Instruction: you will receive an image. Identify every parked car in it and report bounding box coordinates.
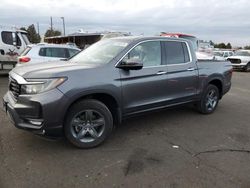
[0,28,30,70]
[227,50,250,71]
[3,36,232,148]
[214,50,234,61]
[16,43,81,66]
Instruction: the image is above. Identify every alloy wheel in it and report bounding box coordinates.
[205,89,218,111]
[70,110,105,143]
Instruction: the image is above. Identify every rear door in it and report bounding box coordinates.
[163,41,199,103]
[119,40,169,115]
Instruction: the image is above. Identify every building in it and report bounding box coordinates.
[44,31,130,49]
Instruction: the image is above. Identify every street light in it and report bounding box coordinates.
[61,17,65,36]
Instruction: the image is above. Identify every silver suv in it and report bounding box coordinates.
[17,43,80,66]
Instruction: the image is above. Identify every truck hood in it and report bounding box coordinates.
[227,56,250,61]
[12,61,98,78]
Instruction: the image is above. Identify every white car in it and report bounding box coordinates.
[17,43,80,66]
[214,50,234,61]
[227,50,250,71]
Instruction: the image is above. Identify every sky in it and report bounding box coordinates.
[0,0,249,46]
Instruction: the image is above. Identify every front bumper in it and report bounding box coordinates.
[2,89,68,137]
[232,64,247,70]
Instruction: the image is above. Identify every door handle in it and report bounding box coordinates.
[187,67,195,71]
[156,71,167,75]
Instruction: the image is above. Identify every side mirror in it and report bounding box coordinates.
[117,58,143,70]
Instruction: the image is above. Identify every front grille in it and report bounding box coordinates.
[228,58,241,64]
[9,77,21,100]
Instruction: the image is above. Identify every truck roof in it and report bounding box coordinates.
[0,28,27,34]
[111,36,191,43]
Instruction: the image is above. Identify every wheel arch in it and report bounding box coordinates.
[207,78,223,98]
[63,92,122,126]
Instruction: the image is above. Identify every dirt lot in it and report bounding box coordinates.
[0,71,250,188]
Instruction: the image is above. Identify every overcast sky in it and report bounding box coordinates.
[0,0,249,46]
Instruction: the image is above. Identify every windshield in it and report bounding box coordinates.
[70,39,129,65]
[235,51,250,56]
[214,52,224,56]
[20,33,30,45]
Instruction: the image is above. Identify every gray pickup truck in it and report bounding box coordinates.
[3,36,233,148]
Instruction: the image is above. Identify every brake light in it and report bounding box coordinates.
[19,56,31,63]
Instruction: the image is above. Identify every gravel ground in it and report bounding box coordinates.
[0,71,250,188]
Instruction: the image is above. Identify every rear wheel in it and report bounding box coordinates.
[196,84,220,114]
[64,99,113,148]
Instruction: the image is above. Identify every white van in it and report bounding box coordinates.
[0,28,30,70]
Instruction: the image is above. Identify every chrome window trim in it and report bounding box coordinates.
[115,39,193,68]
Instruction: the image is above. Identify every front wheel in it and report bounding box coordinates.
[196,84,220,114]
[64,99,113,148]
[244,63,250,72]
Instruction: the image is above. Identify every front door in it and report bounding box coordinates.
[119,41,169,115]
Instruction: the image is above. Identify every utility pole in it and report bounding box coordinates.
[61,17,65,36]
[37,22,40,35]
[50,16,53,31]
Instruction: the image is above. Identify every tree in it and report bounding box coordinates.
[44,29,61,37]
[20,25,41,43]
[214,42,232,49]
[226,43,232,49]
[214,43,227,49]
[244,46,250,50]
[209,40,215,46]
[27,24,41,43]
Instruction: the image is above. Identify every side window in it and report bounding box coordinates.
[224,52,229,57]
[125,41,161,67]
[39,48,46,56]
[39,48,67,58]
[68,49,80,58]
[164,41,189,64]
[1,31,13,45]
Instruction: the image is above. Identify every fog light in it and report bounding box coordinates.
[29,120,43,126]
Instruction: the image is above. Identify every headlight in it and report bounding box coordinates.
[20,77,67,94]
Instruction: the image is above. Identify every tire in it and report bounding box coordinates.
[244,63,250,72]
[196,84,220,114]
[64,99,113,148]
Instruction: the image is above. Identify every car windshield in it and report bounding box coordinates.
[235,51,250,56]
[70,39,129,65]
[214,52,224,56]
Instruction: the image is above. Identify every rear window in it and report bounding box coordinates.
[164,41,190,64]
[39,47,68,58]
